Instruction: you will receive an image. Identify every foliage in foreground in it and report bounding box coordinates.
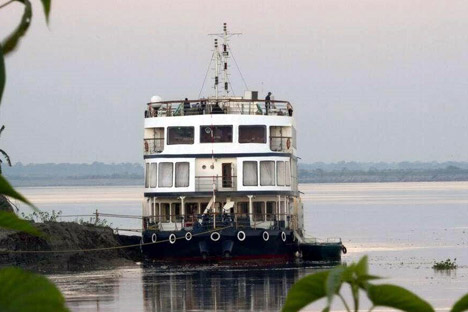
[282,256,468,312]
[0,0,68,311]
[432,258,457,270]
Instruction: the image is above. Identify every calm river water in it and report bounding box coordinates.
[17,182,468,311]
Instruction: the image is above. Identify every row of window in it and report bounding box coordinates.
[147,201,287,223]
[243,161,291,187]
[145,160,294,189]
[145,162,190,188]
[167,125,293,145]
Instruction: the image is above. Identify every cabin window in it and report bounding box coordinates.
[260,161,275,186]
[175,162,190,187]
[243,161,258,186]
[266,201,276,221]
[239,125,266,143]
[158,162,173,187]
[173,203,182,222]
[167,127,194,145]
[161,203,170,222]
[277,161,285,186]
[285,161,291,186]
[237,202,249,215]
[200,125,232,143]
[292,127,297,148]
[149,163,157,188]
[253,202,265,221]
[145,163,150,188]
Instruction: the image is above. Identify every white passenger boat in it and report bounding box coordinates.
[140,24,344,262]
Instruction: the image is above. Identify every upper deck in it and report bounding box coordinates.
[145,98,293,118]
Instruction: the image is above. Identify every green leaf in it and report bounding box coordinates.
[452,293,468,312]
[282,271,329,312]
[0,44,5,104]
[0,267,68,312]
[325,265,345,307]
[2,0,33,56]
[0,174,36,209]
[355,255,369,277]
[0,211,41,236]
[367,284,435,312]
[40,0,51,23]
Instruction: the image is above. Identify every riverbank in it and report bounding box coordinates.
[0,221,142,272]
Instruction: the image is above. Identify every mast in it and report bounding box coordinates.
[209,23,241,97]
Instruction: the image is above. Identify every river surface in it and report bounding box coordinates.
[16,182,468,311]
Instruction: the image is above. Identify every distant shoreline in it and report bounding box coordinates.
[4,161,468,187]
[7,172,468,187]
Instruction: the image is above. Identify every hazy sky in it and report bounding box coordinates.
[1,0,467,164]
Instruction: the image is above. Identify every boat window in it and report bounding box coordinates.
[292,127,297,149]
[253,202,265,222]
[285,161,291,186]
[266,202,276,221]
[145,163,150,188]
[277,161,285,186]
[161,203,170,222]
[200,125,232,143]
[236,202,249,215]
[243,161,258,186]
[173,203,182,222]
[158,162,173,187]
[260,161,275,186]
[149,163,157,188]
[175,162,190,187]
[167,127,194,145]
[239,125,266,143]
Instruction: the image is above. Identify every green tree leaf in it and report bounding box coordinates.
[2,0,33,56]
[0,44,5,104]
[0,211,41,236]
[452,293,468,312]
[0,174,36,209]
[40,0,51,23]
[0,267,68,312]
[325,265,345,308]
[367,284,435,312]
[282,271,329,312]
[355,255,368,277]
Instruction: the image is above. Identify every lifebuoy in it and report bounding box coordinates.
[151,233,157,243]
[211,232,221,242]
[342,245,347,254]
[169,234,176,244]
[144,141,149,152]
[286,138,291,149]
[185,232,192,241]
[262,231,269,241]
[237,231,246,241]
[281,232,287,242]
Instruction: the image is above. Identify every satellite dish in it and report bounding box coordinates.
[151,95,162,103]
[205,127,212,134]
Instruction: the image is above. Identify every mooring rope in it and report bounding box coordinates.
[0,226,233,254]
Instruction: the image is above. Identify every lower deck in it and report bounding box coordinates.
[142,194,303,233]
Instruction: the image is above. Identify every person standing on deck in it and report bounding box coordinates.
[183,98,190,115]
[265,92,272,115]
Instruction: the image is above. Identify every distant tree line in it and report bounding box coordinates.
[3,161,468,186]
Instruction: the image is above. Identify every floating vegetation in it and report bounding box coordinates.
[432,258,457,270]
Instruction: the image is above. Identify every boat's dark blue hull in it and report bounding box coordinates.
[141,227,298,261]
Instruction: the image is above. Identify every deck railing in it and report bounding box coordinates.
[143,138,164,154]
[195,176,237,192]
[143,212,297,231]
[145,99,293,118]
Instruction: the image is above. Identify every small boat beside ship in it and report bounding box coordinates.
[140,24,345,262]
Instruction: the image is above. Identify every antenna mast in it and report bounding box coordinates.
[209,23,241,98]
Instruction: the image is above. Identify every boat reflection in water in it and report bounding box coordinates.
[142,264,302,312]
